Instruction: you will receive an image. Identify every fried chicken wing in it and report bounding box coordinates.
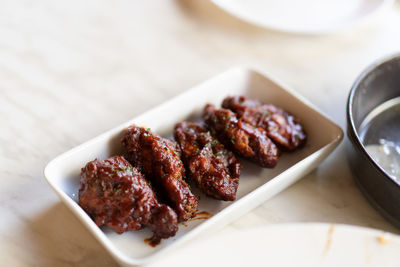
[222,96,306,150]
[78,156,178,244]
[203,104,279,168]
[174,122,241,201]
[121,125,198,221]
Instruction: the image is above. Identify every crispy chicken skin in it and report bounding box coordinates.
[78,156,178,244]
[203,104,279,168]
[174,122,241,201]
[222,95,306,150]
[121,125,198,221]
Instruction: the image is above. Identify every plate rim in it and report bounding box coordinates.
[210,0,395,34]
[151,222,400,266]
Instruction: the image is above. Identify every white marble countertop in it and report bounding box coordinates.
[1,1,400,266]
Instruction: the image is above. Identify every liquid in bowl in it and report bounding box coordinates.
[359,97,400,183]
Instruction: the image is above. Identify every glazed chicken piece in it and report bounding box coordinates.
[203,104,279,168]
[121,125,198,221]
[174,122,241,201]
[222,95,306,150]
[78,156,178,245]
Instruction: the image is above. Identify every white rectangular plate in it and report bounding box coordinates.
[44,67,343,266]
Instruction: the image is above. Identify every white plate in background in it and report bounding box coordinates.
[150,223,400,267]
[44,67,343,266]
[211,0,395,34]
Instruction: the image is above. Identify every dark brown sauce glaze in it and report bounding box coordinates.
[189,211,213,221]
[174,122,241,201]
[144,236,159,247]
[222,95,306,150]
[203,104,279,168]
[78,156,178,242]
[121,125,199,222]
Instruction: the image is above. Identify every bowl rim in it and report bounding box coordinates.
[347,52,400,188]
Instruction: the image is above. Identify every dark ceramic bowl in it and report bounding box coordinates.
[347,53,400,228]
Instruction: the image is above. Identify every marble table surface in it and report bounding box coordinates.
[1,0,400,266]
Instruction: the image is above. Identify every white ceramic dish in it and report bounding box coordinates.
[44,67,343,266]
[211,0,394,34]
[149,223,400,267]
